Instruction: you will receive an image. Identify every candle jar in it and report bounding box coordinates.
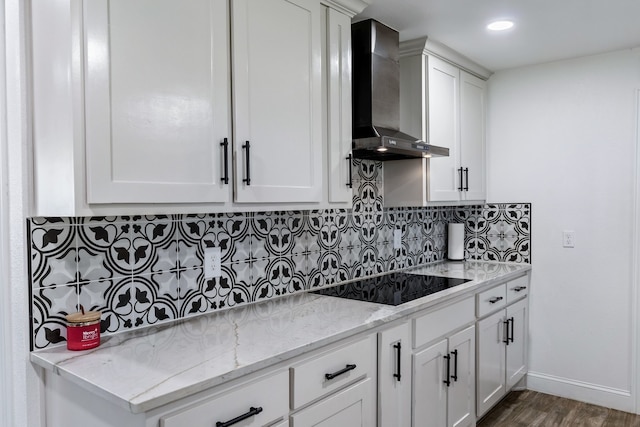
[66,311,101,351]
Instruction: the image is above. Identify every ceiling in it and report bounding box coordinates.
[354,0,640,71]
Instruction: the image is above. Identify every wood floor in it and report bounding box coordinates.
[477,390,640,427]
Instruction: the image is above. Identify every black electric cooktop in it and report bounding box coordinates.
[312,272,471,306]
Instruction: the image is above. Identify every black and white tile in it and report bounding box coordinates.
[28,160,531,349]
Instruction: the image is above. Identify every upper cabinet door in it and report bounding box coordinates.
[326,7,353,204]
[84,0,231,204]
[231,0,323,203]
[460,71,486,201]
[427,56,460,202]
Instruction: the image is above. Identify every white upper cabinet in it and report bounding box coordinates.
[325,7,354,204]
[385,38,490,207]
[30,0,366,216]
[231,0,322,203]
[459,71,487,201]
[426,56,461,202]
[84,0,231,204]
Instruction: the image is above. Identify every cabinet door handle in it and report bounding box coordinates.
[451,349,459,382]
[457,167,464,191]
[220,138,229,184]
[443,354,451,387]
[509,316,515,343]
[216,406,263,427]
[346,154,353,188]
[503,319,510,345]
[489,296,503,304]
[325,364,356,380]
[464,167,469,191]
[393,342,402,381]
[513,286,527,292]
[242,141,251,186]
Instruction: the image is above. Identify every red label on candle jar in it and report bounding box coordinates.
[67,322,100,351]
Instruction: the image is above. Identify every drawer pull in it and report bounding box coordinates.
[443,354,451,387]
[325,364,357,380]
[509,317,515,343]
[393,342,402,382]
[242,141,251,186]
[503,319,510,345]
[216,406,263,427]
[346,154,353,188]
[489,296,504,304]
[220,137,229,184]
[451,349,459,382]
[463,167,469,191]
[513,286,527,292]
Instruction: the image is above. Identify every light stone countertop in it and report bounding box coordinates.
[30,260,531,414]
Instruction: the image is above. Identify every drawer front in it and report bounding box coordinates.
[160,371,288,427]
[413,296,474,349]
[290,377,374,426]
[290,334,375,409]
[506,274,529,304]
[477,283,507,318]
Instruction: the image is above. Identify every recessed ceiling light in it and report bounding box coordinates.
[487,20,514,31]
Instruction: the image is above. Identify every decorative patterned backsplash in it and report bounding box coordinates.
[28,160,531,349]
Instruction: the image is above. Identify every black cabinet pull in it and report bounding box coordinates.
[513,286,527,292]
[443,354,451,387]
[216,406,263,427]
[242,141,251,186]
[509,317,515,343]
[503,319,510,344]
[346,154,353,188]
[464,167,469,191]
[393,342,402,381]
[451,349,459,382]
[457,167,464,191]
[489,296,503,304]
[220,138,229,184]
[325,364,356,380]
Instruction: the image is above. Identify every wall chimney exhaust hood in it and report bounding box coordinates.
[351,19,449,161]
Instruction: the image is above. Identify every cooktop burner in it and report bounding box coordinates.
[312,273,471,306]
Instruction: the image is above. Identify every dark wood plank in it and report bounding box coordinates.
[478,391,640,427]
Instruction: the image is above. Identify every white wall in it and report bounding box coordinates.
[487,49,640,412]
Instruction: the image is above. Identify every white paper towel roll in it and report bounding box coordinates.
[448,223,465,261]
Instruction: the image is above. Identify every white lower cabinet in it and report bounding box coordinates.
[413,325,476,427]
[476,280,529,417]
[411,297,476,427]
[506,298,528,389]
[378,323,411,427]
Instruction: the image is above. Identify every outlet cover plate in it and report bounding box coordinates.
[204,247,222,278]
[393,229,402,249]
[562,231,575,248]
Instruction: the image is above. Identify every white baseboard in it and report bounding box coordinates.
[526,371,636,414]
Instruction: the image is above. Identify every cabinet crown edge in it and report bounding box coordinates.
[399,37,493,80]
[322,0,369,17]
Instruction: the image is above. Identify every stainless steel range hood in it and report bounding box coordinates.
[351,19,449,160]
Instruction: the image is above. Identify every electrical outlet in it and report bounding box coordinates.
[562,231,575,248]
[393,228,402,249]
[204,247,222,278]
